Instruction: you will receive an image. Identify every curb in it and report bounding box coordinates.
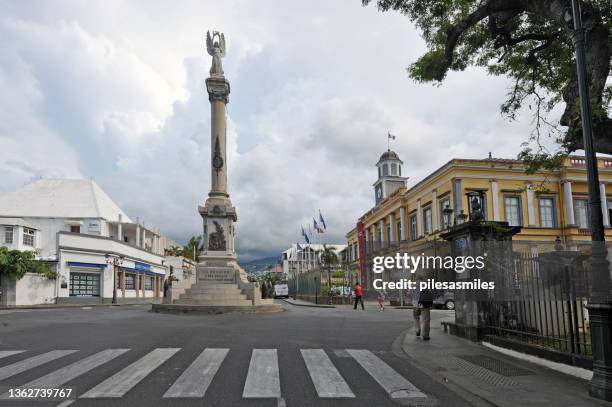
[281,299,336,308]
[399,330,501,407]
[0,303,153,311]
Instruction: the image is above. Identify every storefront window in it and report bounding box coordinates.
[125,274,135,290]
[145,276,153,290]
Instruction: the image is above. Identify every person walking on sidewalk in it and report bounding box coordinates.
[377,289,386,311]
[411,285,434,340]
[353,282,364,310]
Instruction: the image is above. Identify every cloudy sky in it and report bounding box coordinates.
[0,0,555,260]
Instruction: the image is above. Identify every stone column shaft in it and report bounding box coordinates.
[432,190,438,231]
[416,199,423,237]
[399,207,406,241]
[563,180,575,225]
[117,214,123,241]
[206,77,230,198]
[526,182,536,226]
[490,180,500,221]
[600,183,609,227]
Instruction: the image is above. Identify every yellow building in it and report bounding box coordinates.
[345,151,612,287]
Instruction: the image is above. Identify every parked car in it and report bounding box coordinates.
[331,286,352,296]
[433,291,455,310]
[273,284,289,298]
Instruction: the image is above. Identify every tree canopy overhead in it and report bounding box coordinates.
[364,0,611,154]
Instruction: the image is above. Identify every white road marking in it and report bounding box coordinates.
[81,348,180,398]
[346,349,427,399]
[300,349,354,398]
[0,350,26,360]
[0,349,129,399]
[163,348,229,398]
[242,349,281,398]
[0,350,77,381]
[55,399,75,407]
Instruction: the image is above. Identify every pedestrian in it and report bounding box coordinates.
[411,284,433,340]
[164,270,178,298]
[377,290,386,311]
[353,282,364,310]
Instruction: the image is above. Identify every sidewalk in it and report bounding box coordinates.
[281,298,336,308]
[402,313,611,407]
[282,297,387,308]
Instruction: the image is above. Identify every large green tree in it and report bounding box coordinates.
[363,0,611,157]
[0,247,55,280]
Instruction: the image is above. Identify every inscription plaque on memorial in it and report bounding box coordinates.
[199,268,234,282]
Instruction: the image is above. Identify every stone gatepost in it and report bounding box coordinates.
[441,221,520,341]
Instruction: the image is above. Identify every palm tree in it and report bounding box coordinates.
[319,245,338,304]
[183,235,203,261]
[168,245,184,257]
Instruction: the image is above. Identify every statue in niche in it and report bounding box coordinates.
[208,221,227,251]
[470,196,484,222]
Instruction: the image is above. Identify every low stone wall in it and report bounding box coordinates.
[57,297,163,305]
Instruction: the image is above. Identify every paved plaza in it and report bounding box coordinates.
[0,302,606,407]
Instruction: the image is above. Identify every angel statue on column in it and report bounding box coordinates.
[206,30,226,76]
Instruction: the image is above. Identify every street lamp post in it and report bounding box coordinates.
[566,1,612,400]
[105,255,124,305]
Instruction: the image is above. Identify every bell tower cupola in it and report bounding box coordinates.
[373,149,408,205]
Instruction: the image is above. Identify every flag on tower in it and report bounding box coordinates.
[318,210,327,231]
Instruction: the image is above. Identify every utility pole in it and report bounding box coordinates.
[567,0,612,400]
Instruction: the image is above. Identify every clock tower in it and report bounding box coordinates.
[373,149,408,205]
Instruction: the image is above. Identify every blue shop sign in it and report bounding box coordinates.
[134,262,151,272]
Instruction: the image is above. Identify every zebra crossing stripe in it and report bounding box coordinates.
[300,349,354,398]
[242,349,281,398]
[0,350,77,381]
[346,349,427,399]
[81,348,180,398]
[0,349,129,399]
[0,350,25,360]
[163,348,229,398]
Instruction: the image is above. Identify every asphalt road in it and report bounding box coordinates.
[0,302,473,407]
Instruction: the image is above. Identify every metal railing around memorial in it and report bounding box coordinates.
[486,244,593,361]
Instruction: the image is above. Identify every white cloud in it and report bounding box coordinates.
[0,1,544,259]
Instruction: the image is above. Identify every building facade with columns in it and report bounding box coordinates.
[346,152,612,290]
[0,178,173,306]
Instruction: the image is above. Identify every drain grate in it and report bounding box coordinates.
[457,355,535,377]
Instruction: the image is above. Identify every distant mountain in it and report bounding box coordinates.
[239,255,280,275]
[241,255,279,266]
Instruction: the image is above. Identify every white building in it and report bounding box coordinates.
[281,243,347,275]
[0,179,173,306]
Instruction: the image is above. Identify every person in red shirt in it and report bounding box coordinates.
[353,282,364,310]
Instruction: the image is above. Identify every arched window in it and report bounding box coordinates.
[391,163,397,175]
[399,165,401,176]
[382,164,389,176]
